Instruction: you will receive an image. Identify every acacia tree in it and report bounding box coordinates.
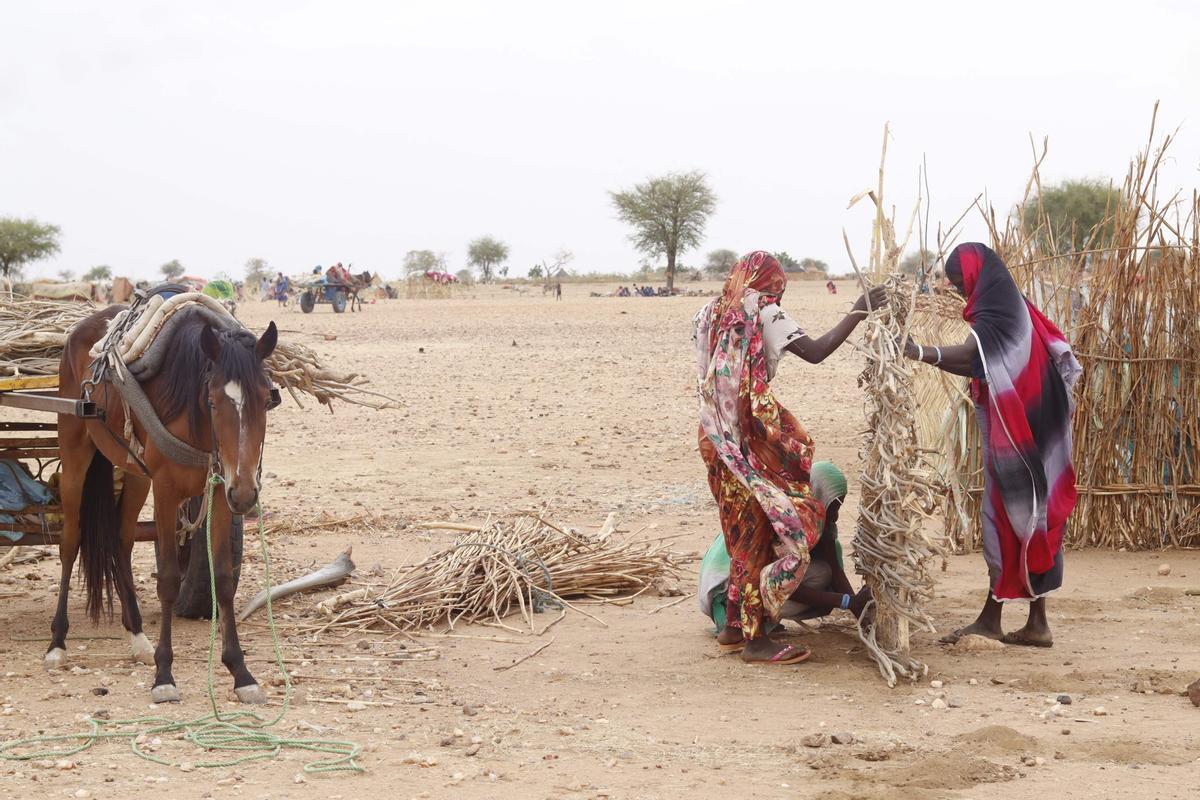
[703,248,739,278]
[798,257,829,274]
[244,257,271,285]
[83,265,113,281]
[160,259,185,280]
[467,236,509,283]
[402,249,447,275]
[0,217,61,278]
[1022,178,1124,252]
[610,171,716,293]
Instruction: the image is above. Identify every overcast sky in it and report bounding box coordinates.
[4,1,1199,281]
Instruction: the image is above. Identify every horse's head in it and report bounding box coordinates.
[200,322,278,515]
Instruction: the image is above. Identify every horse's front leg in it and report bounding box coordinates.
[150,487,184,703]
[209,492,263,703]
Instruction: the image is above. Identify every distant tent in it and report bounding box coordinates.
[31,281,94,302]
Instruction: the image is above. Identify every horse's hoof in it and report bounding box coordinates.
[234,684,267,705]
[151,684,181,704]
[129,632,155,665]
[44,648,68,671]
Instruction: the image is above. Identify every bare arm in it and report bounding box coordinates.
[903,334,977,377]
[786,286,888,364]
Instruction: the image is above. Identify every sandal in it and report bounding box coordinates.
[717,639,746,655]
[745,644,810,666]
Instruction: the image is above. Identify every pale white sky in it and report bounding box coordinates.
[4,1,1198,280]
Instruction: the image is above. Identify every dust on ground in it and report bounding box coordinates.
[1,282,1198,799]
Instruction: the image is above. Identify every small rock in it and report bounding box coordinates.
[74,791,92,799]
[558,726,575,736]
[929,680,943,689]
[1061,728,1071,735]
[800,733,829,749]
[831,733,855,745]
[1092,706,1108,716]
[92,710,110,721]
[1187,678,1200,708]
[947,698,964,709]
[179,762,195,773]
[914,698,926,706]
[1057,694,1072,705]
[293,773,306,785]
[1157,563,1171,576]
[439,736,454,747]
[1022,756,1037,767]
[956,635,1005,653]
[453,728,464,739]
[356,640,372,650]
[462,705,479,717]
[56,759,76,771]
[346,701,367,712]
[466,743,481,757]
[91,687,109,696]
[1054,751,1066,760]
[931,698,947,710]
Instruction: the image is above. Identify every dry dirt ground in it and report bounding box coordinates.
[1,281,1198,799]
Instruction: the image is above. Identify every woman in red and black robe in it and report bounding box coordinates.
[905,243,1081,647]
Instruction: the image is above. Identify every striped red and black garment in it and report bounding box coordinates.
[952,243,1082,601]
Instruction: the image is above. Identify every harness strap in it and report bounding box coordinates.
[109,357,212,470]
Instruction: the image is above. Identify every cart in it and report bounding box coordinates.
[0,374,241,618]
[298,278,352,314]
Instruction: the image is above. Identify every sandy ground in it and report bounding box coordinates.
[1,281,1198,799]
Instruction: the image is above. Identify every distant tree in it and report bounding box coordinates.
[1021,178,1124,251]
[160,259,185,280]
[467,236,509,283]
[57,269,75,282]
[0,217,61,278]
[499,266,509,279]
[244,257,271,285]
[83,265,113,282]
[774,251,802,272]
[899,249,938,277]
[403,249,446,276]
[704,248,739,278]
[528,264,544,280]
[455,268,474,286]
[610,170,716,293]
[536,248,574,282]
[799,257,829,274]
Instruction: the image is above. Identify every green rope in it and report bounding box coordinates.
[0,474,363,774]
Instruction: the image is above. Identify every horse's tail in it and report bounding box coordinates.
[79,451,123,622]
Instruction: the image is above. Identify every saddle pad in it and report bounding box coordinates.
[89,291,236,365]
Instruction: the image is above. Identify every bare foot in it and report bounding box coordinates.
[939,621,1004,645]
[1000,623,1053,648]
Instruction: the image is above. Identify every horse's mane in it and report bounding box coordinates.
[159,319,264,439]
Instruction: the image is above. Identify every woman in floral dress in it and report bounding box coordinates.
[695,251,883,664]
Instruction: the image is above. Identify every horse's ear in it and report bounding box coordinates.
[256,321,278,361]
[200,325,222,362]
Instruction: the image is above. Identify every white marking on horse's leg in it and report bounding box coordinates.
[44,647,68,670]
[234,683,267,704]
[129,632,155,665]
[151,683,181,703]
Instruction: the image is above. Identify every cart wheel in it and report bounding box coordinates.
[331,290,347,313]
[173,497,245,620]
[300,291,315,314]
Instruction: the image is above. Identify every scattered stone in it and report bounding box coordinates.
[800,733,829,749]
[831,733,855,745]
[956,635,1005,653]
[968,678,978,685]
[947,698,964,709]
[1040,703,1062,720]
[1157,563,1171,576]
[56,759,76,771]
[462,705,479,717]
[1054,751,1066,760]
[92,710,110,721]
[1092,706,1108,717]
[439,736,454,747]
[558,726,575,736]
[345,701,367,712]
[466,743,481,757]
[74,790,92,799]
[356,640,372,650]
[914,698,926,706]
[1061,728,1071,735]
[929,680,944,689]
[1057,694,1072,705]
[1187,678,1200,708]
[931,698,947,710]
[293,773,306,784]
[91,687,108,696]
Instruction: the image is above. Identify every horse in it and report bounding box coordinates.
[348,271,373,312]
[49,306,278,705]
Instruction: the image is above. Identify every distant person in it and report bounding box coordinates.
[826,280,837,295]
[903,243,1080,648]
[274,272,290,307]
[555,282,562,300]
[632,283,640,296]
[259,277,270,301]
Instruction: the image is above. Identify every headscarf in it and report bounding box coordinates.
[948,243,1081,599]
[810,461,848,509]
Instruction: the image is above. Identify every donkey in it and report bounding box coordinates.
[50,307,278,704]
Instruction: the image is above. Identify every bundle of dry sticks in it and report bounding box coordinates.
[313,514,686,635]
[0,297,395,410]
